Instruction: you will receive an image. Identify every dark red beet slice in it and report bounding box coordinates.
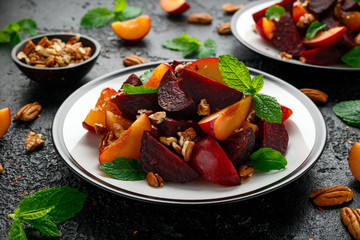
[179,69,243,111]
[258,121,288,155]
[157,117,201,137]
[121,73,142,89]
[158,69,196,116]
[112,93,160,120]
[300,47,343,65]
[252,0,295,22]
[300,0,336,14]
[272,12,305,57]
[221,127,255,169]
[342,0,360,11]
[140,131,199,183]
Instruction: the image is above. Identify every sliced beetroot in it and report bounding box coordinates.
[258,121,288,155]
[272,12,305,57]
[221,127,255,169]
[158,69,196,116]
[300,47,343,65]
[140,131,199,183]
[121,73,142,89]
[179,69,243,111]
[157,117,201,137]
[342,0,360,11]
[301,0,336,14]
[112,93,160,120]
[252,0,295,22]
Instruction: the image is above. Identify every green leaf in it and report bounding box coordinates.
[9,219,27,240]
[114,0,127,13]
[114,7,142,21]
[162,33,201,58]
[265,5,286,20]
[306,21,326,40]
[242,86,257,96]
[10,31,22,47]
[4,22,21,33]
[253,94,282,123]
[218,54,252,91]
[122,84,158,94]
[19,206,55,220]
[249,148,287,172]
[80,7,114,28]
[139,68,154,84]
[15,186,86,224]
[197,38,217,59]
[100,157,146,181]
[22,215,59,237]
[0,30,10,42]
[251,75,264,94]
[333,100,360,127]
[17,18,37,36]
[341,46,360,68]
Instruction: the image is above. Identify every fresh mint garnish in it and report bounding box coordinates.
[218,54,282,123]
[139,68,154,84]
[0,19,37,47]
[265,5,286,20]
[80,0,142,28]
[122,84,158,94]
[100,157,147,181]
[341,46,360,68]
[333,100,360,127]
[162,33,217,59]
[249,148,287,172]
[8,186,86,239]
[306,21,326,40]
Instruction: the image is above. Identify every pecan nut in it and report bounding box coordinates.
[239,165,254,181]
[98,131,117,152]
[222,3,244,14]
[146,172,164,187]
[341,207,360,240]
[300,88,328,103]
[310,185,354,206]
[187,13,213,24]
[181,140,195,162]
[177,127,197,147]
[217,23,231,35]
[197,99,210,116]
[25,132,45,151]
[123,55,148,67]
[14,102,42,122]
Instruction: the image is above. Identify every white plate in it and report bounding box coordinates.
[231,0,358,71]
[52,62,326,205]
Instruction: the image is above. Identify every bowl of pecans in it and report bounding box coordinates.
[11,33,101,85]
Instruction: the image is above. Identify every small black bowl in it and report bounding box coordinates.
[11,33,101,85]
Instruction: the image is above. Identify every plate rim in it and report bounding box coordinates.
[52,61,327,205]
[230,0,360,71]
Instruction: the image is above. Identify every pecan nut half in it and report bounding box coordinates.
[14,102,42,122]
[187,13,212,24]
[239,165,254,181]
[310,185,354,206]
[341,207,360,240]
[25,131,45,151]
[222,3,244,14]
[300,88,328,103]
[146,172,164,187]
[217,23,231,35]
[123,55,148,67]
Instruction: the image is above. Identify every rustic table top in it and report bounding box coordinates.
[1,0,360,239]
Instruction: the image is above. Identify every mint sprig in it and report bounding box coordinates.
[0,19,37,47]
[333,100,360,127]
[139,68,154,84]
[306,21,326,40]
[100,157,147,180]
[341,46,360,68]
[218,54,282,123]
[8,186,86,239]
[265,5,286,20]
[162,33,217,59]
[80,0,142,28]
[249,148,287,172]
[122,84,158,94]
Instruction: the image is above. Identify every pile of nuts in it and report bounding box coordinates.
[16,34,92,68]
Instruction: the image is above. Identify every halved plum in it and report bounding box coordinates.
[300,47,343,65]
[303,26,347,49]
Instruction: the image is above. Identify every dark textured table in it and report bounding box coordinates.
[1,0,360,239]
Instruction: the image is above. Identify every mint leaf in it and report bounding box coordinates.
[10,31,22,47]
[139,68,154,84]
[249,148,287,172]
[306,21,326,40]
[0,30,10,42]
[81,7,114,28]
[114,0,126,13]
[198,39,217,58]
[114,7,142,21]
[4,22,20,33]
[341,46,360,68]
[163,33,201,58]
[17,18,37,36]
[9,218,27,240]
[100,157,146,181]
[218,54,252,91]
[265,5,286,20]
[15,186,86,224]
[21,215,59,237]
[122,84,158,94]
[18,206,55,220]
[253,94,282,123]
[251,75,264,94]
[333,100,360,127]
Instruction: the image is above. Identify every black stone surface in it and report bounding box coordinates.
[0,0,360,239]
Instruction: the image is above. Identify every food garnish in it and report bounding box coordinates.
[0,19,37,47]
[333,100,360,127]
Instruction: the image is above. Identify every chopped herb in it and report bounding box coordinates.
[306,21,326,40]
[100,157,147,181]
[249,148,287,172]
